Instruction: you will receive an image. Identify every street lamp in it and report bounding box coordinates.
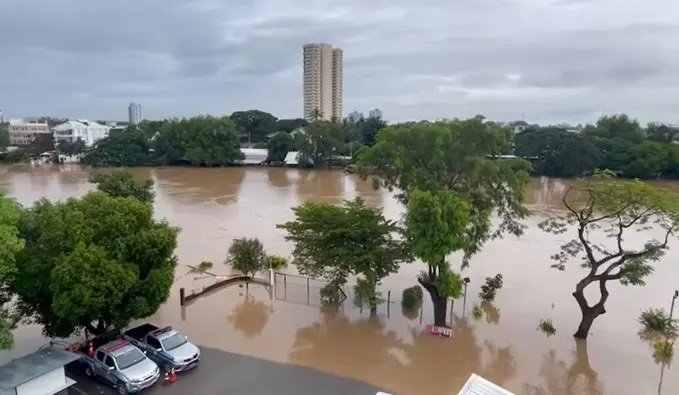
[462,277,471,316]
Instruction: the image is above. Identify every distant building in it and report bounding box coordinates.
[8,119,50,146]
[52,120,111,147]
[347,111,364,123]
[128,102,142,124]
[368,109,383,120]
[303,43,343,121]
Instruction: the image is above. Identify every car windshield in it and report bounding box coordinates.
[115,347,146,370]
[160,332,187,351]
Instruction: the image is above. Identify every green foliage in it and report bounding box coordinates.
[434,267,464,299]
[226,238,268,278]
[344,117,387,147]
[57,139,86,156]
[295,121,345,168]
[82,128,152,167]
[353,277,381,308]
[198,261,213,271]
[266,255,288,271]
[405,189,470,266]
[90,171,155,203]
[639,308,678,334]
[10,192,177,337]
[278,198,406,293]
[514,115,679,180]
[266,132,294,162]
[153,116,243,166]
[2,149,28,164]
[276,118,308,133]
[653,339,674,363]
[320,283,342,304]
[0,194,24,349]
[538,319,557,336]
[230,110,278,143]
[401,285,424,310]
[0,123,9,149]
[479,274,504,302]
[472,304,483,320]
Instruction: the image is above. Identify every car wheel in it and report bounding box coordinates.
[116,383,128,395]
[84,366,94,377]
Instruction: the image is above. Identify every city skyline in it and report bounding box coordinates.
[1,0,678,125]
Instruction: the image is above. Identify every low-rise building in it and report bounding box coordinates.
[0,346,81,395]
[52,120,111,147]
[8,119,51,146]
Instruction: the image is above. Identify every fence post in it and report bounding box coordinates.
[284,273,287,299]
[387,291,391,318]
[180,288,185,306]
[307,277,310,304]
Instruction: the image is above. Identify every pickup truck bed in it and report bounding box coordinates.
[124,323,159,341]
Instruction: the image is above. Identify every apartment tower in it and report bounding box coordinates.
[303,43,343,121]
[128,102,142,125]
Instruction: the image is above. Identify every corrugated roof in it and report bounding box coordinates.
[0,346,81,389]
[457,374,514,395]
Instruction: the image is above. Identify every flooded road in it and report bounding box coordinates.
[2,165,679,395]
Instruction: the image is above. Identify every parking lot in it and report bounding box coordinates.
[67,346,383,395]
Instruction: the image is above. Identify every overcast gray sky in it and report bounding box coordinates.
[1,0,678,124]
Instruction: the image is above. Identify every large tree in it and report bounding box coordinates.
[405,189,469,324]
[90,171,155,203]
[358,118,530,326]
[276,118,308,133]
[646,123,679,145]
[278,198,407,314]
[0,194,24,349]
[295,120,345,168]
[82,128,152,167]
[266,132,294,163]
[540,172,679,339]
[230,110,278,144]
[10,192,178,337]
[583,114,644,143]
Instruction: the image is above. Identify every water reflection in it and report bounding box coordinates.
[153,167,246,205]
[266,168,291,188]
[481,301,501,325]
[228,293,270,338]
[524,340,603,395]
[296,170,345,204]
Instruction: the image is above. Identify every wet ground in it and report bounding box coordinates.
[67,346,381,395]
[2,166,679,395]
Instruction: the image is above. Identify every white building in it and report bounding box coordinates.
[52,120,111,147]
[128,102,142,124]
[8,119,51,146]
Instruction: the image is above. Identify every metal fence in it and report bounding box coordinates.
[273,272,334,307]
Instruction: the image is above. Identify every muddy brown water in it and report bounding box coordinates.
[1,165,679,395]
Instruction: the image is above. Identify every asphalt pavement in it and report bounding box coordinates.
[67,346,383,395]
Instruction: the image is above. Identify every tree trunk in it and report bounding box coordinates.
[572,278,608,340]
[431,292,448,327]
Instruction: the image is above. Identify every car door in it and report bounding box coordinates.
[146,336,163,362]
[103,354,119,385]
[95,350,109,377]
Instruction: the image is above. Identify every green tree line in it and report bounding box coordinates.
[515,114,679,179]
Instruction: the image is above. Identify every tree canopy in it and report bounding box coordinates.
[540,172,679,339]
[358,118,530,326]
[230,110,278,143]
[266,132,294,163]
[90,171,155,203]
[295,120,345,168]
[276,118,308,133]
[10,192,177,337]
[278,198,407,311]
[226,237,273,278]
[0,194,24,349]
[83,128,152,167]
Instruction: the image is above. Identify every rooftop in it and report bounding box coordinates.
[0,346,80,389]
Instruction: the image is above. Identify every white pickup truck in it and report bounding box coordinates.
[123,323,200,372]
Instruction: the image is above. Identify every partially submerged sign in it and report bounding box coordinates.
[458,373,514,395]
[425,324,453,338]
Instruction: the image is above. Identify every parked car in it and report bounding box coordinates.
[75,339,160,394]
[123,323,200,372]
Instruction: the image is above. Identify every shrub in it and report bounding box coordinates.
[320,283,342,304]
[401,285,423,310]
[472,304,483,320]
[267,255,288,270]
[198,261,213,271]
[479,273,503,302]
[538,319,557,336]
[653,339,674,363]
[639,308,678,334]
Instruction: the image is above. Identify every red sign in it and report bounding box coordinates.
[425,324,452,338]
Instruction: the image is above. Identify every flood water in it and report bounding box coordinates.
[2,165,679,395]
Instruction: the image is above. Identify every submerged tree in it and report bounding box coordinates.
[278,198,407,315]
[540,172,679,339]
[90,171,155,203]
[10,192,177,337]
[358,118,530,327]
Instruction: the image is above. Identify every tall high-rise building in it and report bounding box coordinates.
[303,43,343,121]
[128,102,142,125]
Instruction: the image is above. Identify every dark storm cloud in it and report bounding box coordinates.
[0,0,677,123]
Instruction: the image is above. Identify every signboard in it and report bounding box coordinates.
[425,324,453,338]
